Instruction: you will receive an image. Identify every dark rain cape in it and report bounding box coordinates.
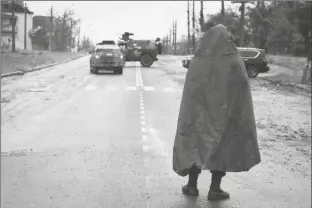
[173,24,261,176]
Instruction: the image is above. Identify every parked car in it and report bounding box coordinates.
[89,44,125,74]
[182,47,270,78]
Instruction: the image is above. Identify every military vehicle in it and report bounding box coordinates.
[117,32,162,67]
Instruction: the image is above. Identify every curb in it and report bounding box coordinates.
[258,77,311,93]
[1,53,88,79]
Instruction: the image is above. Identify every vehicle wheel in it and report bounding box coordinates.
[115,67,123,75]
[140,54,154,67]
[247,66,259,78]
[90,66,95,74]
[92,68,98,74]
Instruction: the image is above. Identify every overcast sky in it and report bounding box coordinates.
[25,1,237,43]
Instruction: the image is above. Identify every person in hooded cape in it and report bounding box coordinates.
[172,23,261,200]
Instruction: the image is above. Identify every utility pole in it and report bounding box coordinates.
[49,6,53,51]
[169,28,172,55]
[166,34,169,54]
[172,21,176,55]
[192,1,195,53]
[11,1,16,52]
[61,11,66,51]
[69,18,73,52]
[24,3,27,50]
[221,1,225,25]
[77,24,80,53]
[239,2,245,47]
[174,20,177,55]
[187,1,190,54]
[200,1,204,32]
[221,1,225,21]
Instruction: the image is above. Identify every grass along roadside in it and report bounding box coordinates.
[1,51,86,75]
[266,54,310,85]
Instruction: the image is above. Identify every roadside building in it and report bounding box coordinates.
[1,0,33,51]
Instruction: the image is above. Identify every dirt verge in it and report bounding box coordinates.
[1,51,86,75]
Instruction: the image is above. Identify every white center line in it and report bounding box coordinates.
[135,63,140,87]
[138,66,144,87]
[142,135,148,141]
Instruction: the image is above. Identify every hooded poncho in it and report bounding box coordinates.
[173,24,261,176]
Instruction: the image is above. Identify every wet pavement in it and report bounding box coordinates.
[1,55,311,208]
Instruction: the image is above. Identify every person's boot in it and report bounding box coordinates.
[208,171,230,200]
[182,166,201,196]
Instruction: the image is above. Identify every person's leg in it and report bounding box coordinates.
[208,170,230,200]
[182,165,201,196]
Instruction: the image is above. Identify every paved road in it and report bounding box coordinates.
[1,55,311,208]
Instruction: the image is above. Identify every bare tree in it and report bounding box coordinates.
[49,6,53,51]
[200,1,204,32]
[187,1,190,54]
[11,1,16,52]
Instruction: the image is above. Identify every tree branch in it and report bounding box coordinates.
[253,6,273,25]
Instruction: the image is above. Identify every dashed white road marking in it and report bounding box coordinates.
[141,127,147,133]
[135,64,139,87]
[136,62,144,87]
[140,106,144,110]
[141,115,145,120]
[139,71,144,87]
[85,85,97,91]
[125,86,137,91]
[142,135,148,141]
[141,121,146,126]
[140,110,145,115]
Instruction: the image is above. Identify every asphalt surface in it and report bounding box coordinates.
[1,55,311,208]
